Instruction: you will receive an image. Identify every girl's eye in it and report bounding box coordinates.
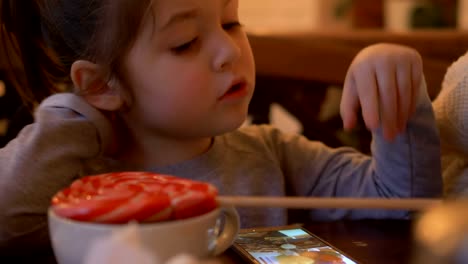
[171,38,198,54]
[222,21,241,31]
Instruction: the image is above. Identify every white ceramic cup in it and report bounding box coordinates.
[48,206,240,264]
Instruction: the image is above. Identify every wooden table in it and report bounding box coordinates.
[304,219,414,264]
[220,219,415,264]
[2,219,415,264]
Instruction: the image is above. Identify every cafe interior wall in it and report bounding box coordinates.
[239,0,352,32]
[239,0,460,31]
[239,0,352,134]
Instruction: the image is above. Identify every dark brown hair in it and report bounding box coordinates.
[0,0,151,110]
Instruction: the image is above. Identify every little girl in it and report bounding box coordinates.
[0,0,441,253]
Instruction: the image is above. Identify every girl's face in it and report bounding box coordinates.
[121,0,255,141]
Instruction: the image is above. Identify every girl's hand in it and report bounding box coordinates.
[340,43,423,141]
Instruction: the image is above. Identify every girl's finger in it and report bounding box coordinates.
[356,67,380,131]
[340,72,359,130]
[410,55,423,115]
[376,65,398,140]
[396,61,413,132]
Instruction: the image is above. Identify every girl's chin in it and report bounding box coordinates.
[211,117,249,135]
[228,115,250,129]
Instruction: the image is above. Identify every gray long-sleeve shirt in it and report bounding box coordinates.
[0,83,442,252]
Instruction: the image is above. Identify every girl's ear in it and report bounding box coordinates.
[70,60,124,111]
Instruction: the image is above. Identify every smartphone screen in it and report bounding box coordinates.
[233,225,358,264]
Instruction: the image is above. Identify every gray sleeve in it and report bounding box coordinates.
[0,93,112,252]
[273,80,442,220]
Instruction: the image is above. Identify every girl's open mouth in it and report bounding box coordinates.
[219,81,248,101]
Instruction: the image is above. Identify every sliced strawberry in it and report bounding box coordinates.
[51,172,219,223]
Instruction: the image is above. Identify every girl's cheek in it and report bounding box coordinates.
[179,71,211,93]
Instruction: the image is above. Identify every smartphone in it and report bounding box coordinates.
[232,224,359,264]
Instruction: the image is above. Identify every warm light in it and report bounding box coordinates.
[239,0,350,32]
[0,80,5,97]
[416,203,468,257]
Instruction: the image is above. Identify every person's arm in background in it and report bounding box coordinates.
[432,51,468,196]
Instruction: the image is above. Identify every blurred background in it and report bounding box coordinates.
[236,0,465,153]
[239,0,458,31]
[0,0,466,152]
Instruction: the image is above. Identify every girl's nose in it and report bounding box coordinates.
[212,32,241,72]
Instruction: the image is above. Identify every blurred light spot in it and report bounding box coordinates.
[0,81,5,97]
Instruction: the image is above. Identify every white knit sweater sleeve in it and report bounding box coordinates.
[432,51,468,196]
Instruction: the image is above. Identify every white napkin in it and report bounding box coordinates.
[83,223,219,264]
